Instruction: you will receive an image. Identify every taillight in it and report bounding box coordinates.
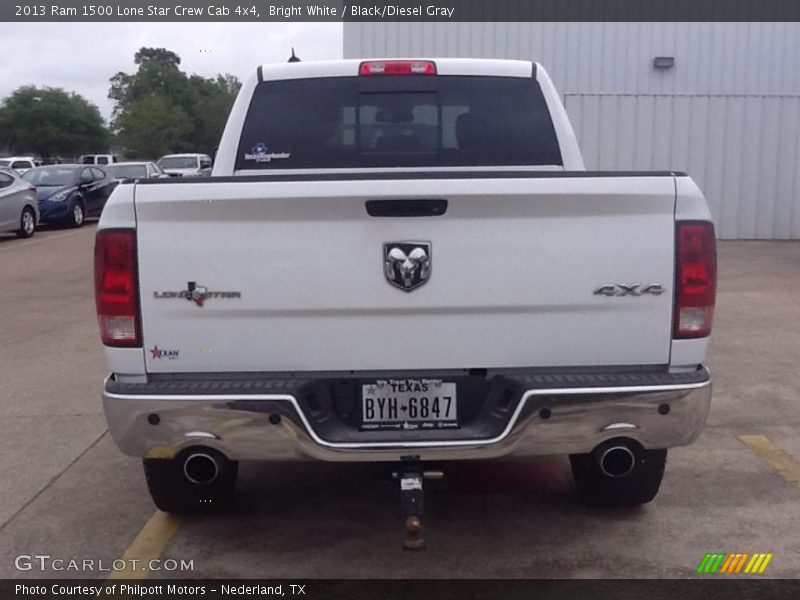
[359,60,437,76]
[94,229,141,347]
[674,221,717,338]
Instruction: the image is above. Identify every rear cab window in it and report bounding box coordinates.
[236,75,562,170]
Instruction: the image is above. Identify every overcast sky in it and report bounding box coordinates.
[0,23,343,121]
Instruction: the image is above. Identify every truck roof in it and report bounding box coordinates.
[257,58,536,82]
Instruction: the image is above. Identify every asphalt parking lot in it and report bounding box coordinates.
[0,225,798,579]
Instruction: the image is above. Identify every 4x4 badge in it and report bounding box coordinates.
[594,283,665,297]
[383,242,431,292]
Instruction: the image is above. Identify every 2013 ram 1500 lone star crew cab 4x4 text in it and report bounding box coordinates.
[95,59,715,543]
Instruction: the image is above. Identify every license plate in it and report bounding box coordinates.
[361,379,458,431]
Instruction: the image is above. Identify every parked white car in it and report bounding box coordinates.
[0,156,37,175]
[0,167,38,237]
[97,59,716,541]
[157,153,212,177]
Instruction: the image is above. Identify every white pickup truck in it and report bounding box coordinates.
[96,59,715,538]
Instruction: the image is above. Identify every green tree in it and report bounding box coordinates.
[112,97,193,158]
[185,74,242,153]
[0,86,109,157]
[109,47,240,157]
[109,48,187,114]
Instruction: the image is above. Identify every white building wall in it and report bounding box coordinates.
[344,22,800,239]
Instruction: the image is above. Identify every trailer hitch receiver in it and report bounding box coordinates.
[396,464,443,550]
[400,470,425,550]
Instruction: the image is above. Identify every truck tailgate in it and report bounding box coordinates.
[133,174,677,373]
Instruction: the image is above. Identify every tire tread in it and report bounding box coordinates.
[16,207,36,238]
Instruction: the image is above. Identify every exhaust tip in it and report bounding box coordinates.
[183,452,219,485]
[599,445,636,478]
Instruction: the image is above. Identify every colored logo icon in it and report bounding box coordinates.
[697,552,773,574]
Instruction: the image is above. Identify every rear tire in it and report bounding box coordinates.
[143,448,238,514]
[570,441,667,507]
[16,207,36,238]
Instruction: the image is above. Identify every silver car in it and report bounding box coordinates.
[157,153,213,178]
[0,167,38,238]
[104,161,169,181]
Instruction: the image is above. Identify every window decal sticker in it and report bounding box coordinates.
[244,142,291,163]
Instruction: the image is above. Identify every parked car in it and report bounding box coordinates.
[97,59,715,535]
[0,167,38,237]
[0,156,37,175]
[79,154,120,166]
[23,165,117,228]
[105,161,168,181]
[157,153,213,177]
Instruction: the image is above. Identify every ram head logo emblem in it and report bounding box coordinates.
[383,242,431,292]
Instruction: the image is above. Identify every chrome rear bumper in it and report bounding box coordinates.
[103,368,711,462]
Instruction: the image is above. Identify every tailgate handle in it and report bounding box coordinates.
[365,199,448,217]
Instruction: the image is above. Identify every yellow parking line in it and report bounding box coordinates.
[739,435,800,490]
[106,511,182,580]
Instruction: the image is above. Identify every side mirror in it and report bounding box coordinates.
[80,174,92,185]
